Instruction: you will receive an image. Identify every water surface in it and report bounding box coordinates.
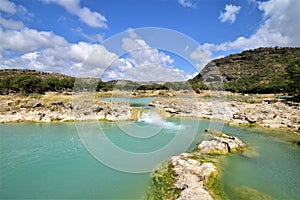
[0,120,299,199]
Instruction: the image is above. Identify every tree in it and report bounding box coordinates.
[14,74,45,94]
[285,58,300,98]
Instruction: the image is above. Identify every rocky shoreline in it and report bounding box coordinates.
[0,92,299,134]
[148,133,245,200]
[0,94,134,123]
[150,96,300,133]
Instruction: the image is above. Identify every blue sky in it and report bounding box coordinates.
[0,0,299,81]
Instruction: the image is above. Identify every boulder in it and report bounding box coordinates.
[198,134,245,154]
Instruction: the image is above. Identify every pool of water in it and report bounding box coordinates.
[99,97,155,107]
[0,120,299,199]
[220,126,300,199]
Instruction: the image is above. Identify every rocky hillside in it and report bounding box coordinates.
[191,47,300,93]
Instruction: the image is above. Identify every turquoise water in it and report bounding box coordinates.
[0,120,299,199]
[220,126,300,199]
[99,97,155,107]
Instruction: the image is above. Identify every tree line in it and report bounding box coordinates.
[0,58,299,100]
[0,74,75,94]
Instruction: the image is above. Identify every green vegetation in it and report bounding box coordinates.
[147,162,181,200]
[191,47,300,96]
[285,58,300,100]
[205,172,229,200]
[1,47,299,96]
[0,71,75,95]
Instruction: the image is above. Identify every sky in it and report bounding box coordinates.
[0,0,299,81]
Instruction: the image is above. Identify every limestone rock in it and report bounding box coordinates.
[170,153,216,200]
[198,135,245,154]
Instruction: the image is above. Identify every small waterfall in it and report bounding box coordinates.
[137,110,183,130]
[138,110,164,124]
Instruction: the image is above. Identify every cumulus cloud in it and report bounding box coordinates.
[41,0,107,28]
[106,29,192,82]
[0,15,24,30]
[0,27,68,54]
[219,4,241,24]
[193,0,299,69]
[0,0,17,14]
[178,0,197,8]
[0,24,118,77]
[0,0,32,19]
[0,25,192,81]
[190,46,212,70]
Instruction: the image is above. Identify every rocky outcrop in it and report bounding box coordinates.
[198,134,245,154]
[171,153,216,200]
[0,96,133,123]
[149,98,300,132]
[155,134,245,200]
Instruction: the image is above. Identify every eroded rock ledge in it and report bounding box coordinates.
[0,95,141,123]
[150,98,300,132]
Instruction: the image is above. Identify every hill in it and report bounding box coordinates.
[0,69,71,79]
[0,69,75,94]
[190,47,300,94]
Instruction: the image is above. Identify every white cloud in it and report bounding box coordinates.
[0,24,118,77]
[0,0,32,18]
[193,0,299,69]
[101,29,193,82]
[190,46,212,70]
[41,0,107,28]
[0,25,198,81]
[219,4,241,24]
[0,27,68,53]
[257,0,300,46]
[75,27,104,42]
[186,72,198,80]
[0,15,24,30]
[0,0,16,14]
[122,29,174,67]
[178,0,197,8]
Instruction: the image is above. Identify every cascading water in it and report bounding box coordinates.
[137,110,183,130]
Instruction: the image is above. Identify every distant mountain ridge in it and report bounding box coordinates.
[1,46,299,94]
[191,47,300,93]
[0,69,71,79]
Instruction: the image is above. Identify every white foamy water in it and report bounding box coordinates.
[137,110,184,130]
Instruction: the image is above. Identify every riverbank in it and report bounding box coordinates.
[150,93,300,134]
[1,91,299,134]
[0,92,134,123]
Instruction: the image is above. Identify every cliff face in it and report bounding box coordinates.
[191,47,300,93]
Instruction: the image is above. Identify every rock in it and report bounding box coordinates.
[38,112,45,120]
[171,153,216,200]
[148,102,155,107]
[52,101,64,106]
[33,102,42,108]
[246,116,257,123]
[93,106,103,113]
[6,100,14,106]
[165,107,179,114]
[198,134,245,154]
